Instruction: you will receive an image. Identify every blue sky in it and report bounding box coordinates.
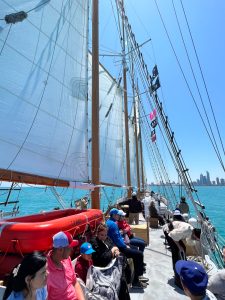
[99,0,225,183]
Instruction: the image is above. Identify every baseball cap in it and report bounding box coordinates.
[173,209,182,216]
[80,242,96,255]
[118,209,126,216]
[53,231,79,248]
[175,260,208,295]
[109,208,119,216]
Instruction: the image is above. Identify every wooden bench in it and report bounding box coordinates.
[130,223,149,245]
[149,217,158,228]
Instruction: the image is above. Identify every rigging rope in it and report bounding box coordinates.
[117,0,224,268]
[180,0,225,158]
[153,0,225,172]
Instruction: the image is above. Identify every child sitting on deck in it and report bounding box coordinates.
[117,209,146,252]
[75,242,95,284]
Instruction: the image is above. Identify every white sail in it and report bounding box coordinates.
[88,54,126,186]
[0,0,89,183]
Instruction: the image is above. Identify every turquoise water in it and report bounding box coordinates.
[152,186,225,239]
[0,185,126,215]
[1,186,225,239]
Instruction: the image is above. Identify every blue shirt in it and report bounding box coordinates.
[7,287,47,300]
[106,217,126,248]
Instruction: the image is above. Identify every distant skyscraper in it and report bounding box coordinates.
[200,174,204,185]
[216,177,220,185]
[206,171,211,185]
[203,176,207,185]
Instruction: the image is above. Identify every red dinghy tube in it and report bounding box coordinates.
[0,209,103,254]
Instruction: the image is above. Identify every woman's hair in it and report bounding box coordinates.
[173,214,185,222]
[193,228,201,239]
[96,223,108,234]
[168,221,174,232]
[3,252,46,300]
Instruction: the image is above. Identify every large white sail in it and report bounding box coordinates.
[0,0,89,183]
[88,54,126,186]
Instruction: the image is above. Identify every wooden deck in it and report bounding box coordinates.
[129,219,188,300]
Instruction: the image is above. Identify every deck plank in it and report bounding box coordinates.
[130,222,188,299]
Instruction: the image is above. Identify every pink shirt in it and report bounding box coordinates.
[47,251,77,300]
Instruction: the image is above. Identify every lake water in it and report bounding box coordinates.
[1,185,225,239]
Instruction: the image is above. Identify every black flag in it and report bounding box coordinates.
[151,77,160,92]
[152,65,158,79]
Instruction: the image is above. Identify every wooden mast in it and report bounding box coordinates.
[139,125,145,191]
[133,81,140,193]
[136,88,145,192]
[91,0,100,208]
[121,0,131,198]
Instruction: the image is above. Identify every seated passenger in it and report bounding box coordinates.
[90,223,120,267]
[75,242,95,284]
[117,209,146,252]
[3,252,47,300]
[173,209,186,222]
[106,208,148,289]
[47,231,85,300]
[175,260,217,299]
[149,201,165,225]
[90,223,130,300]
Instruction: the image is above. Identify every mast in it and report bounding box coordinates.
[91,0,100,208]
[121,0,131,198]
[131,66,140,193]
[137,88,145,191]
[139,125,145,191]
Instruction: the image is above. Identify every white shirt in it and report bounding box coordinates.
[142,196,151,218]
[202,289,217,300]
[208,269,225,300]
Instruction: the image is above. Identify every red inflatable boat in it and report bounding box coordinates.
[0,208,103,254]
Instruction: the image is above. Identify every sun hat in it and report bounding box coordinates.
[80,242,96,255]
[117,209,126,216]
[53,231,79,248]
[173,209,182,216]
[175,260,208,295]
[109,208,119,216]
[132,192,137,196]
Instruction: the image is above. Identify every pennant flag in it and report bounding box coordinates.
[151,129,156,142]
[152,65,158,79]
[151,117,158,128]
[150,109,157,120]
[151,135,156,142]
[151,77,160,92]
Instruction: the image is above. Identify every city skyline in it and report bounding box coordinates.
[193,171,225,186]
[150,170,225,186]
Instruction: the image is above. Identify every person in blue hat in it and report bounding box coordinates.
[175,260,217,299]
[106,208,148,289]
[75,242,95,284]
[47,231,84,300]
